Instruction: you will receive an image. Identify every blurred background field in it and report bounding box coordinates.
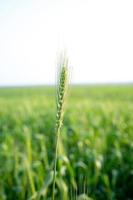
[0,85,133,200]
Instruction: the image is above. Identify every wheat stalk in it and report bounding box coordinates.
[52,54,69,200]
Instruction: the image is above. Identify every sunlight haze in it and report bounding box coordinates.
[0,0,133,86]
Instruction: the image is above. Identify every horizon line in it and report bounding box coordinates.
[0,82,133,89]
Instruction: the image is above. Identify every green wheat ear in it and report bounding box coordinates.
[52,54,69,200]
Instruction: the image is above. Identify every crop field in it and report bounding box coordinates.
[0,85,133,200]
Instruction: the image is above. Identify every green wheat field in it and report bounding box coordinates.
[0,85,133,200]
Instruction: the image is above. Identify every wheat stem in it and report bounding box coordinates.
[52,55,68,200]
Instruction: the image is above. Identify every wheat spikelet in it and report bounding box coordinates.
[56,60,68,131]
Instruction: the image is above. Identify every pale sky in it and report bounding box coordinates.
[0,0,133,86]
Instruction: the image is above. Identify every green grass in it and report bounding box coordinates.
[0,85,133,200]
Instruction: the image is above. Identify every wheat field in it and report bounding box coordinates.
[0,85,133,200]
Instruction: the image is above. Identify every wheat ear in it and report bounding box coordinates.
[52,55,68,200]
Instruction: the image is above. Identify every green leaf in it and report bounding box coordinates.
[77,194,93,200]
[38,171,53,198]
